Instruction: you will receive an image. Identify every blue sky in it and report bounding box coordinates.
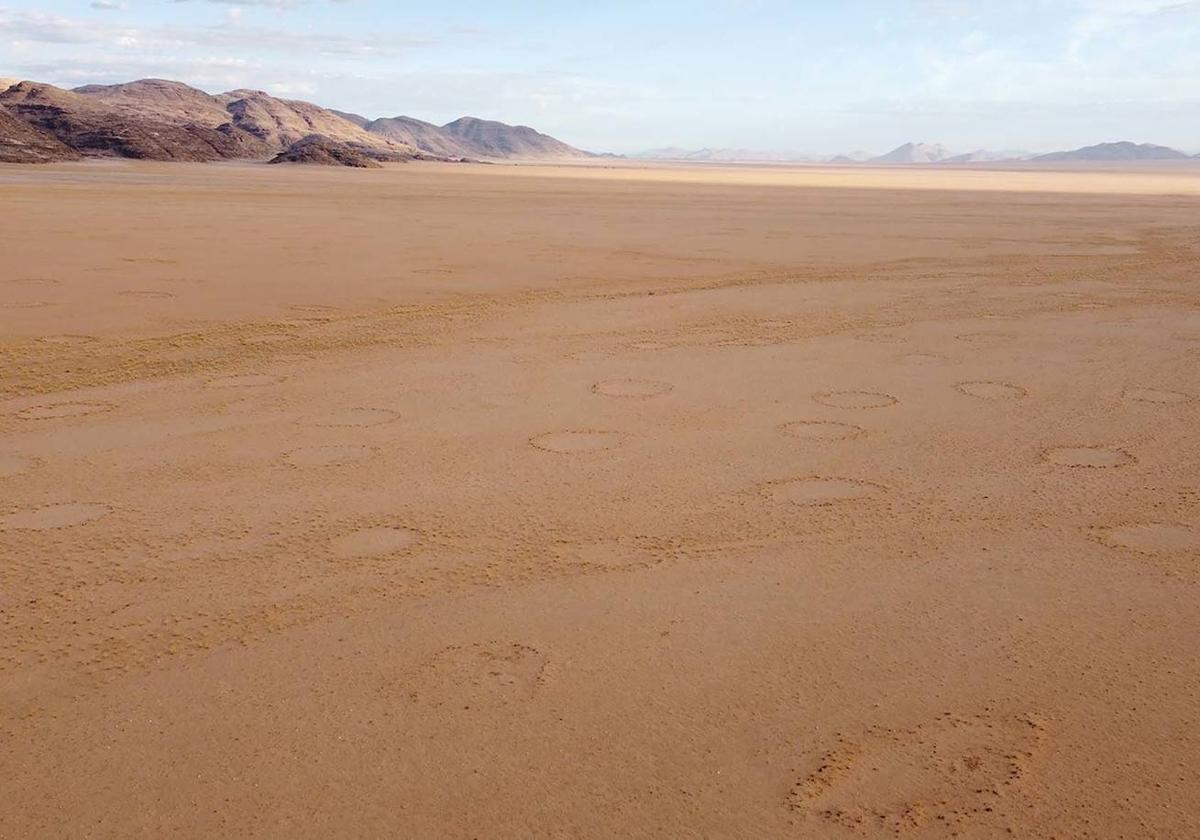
[1,1,1198,154]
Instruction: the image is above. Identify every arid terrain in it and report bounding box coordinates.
[2,159,1199,838]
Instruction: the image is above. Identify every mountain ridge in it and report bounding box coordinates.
[0,75,593,165]
[440,116,590,159]
[364,115,477,159]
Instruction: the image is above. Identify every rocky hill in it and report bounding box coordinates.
[360,114,591,160]
[217,89,415,156]
[73,78,235,127]
[0,81,267,161]
[364,116,477,159]
[440,116,590,159]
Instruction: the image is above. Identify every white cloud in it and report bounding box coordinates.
[0,7,431,56]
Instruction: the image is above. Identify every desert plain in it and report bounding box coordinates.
[2,159,1199,838]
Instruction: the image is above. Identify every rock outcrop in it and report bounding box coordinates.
[268,134,384,168]
[0,104,81,163]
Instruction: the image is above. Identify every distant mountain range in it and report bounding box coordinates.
[634,140,1198,165]
[0,76,592,166]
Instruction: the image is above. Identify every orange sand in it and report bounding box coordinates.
[2,160,1199,838]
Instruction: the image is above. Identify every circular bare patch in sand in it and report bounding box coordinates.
[592,379,673,398]
[770,477,884,506]
[16,402,114,420]
[288,304,340,315]
[537,432,628,453]
[39,334,97,346]
[5,277,59,286]
[118,289,175,299]
[1042,446,1134,468]
[684,330,735,345]
[408,642,548,708]
[531,430,624,453]
[205,374,284,388]
[856,332,907,345]
[330,526,418,558]
[780,421,865,441]
[308,408,399,428]
[241,332,297,346]
[1096,522,1200,553]
[557,538,665,572]
[955,380,1027,400]
[956,332,1011,344]
[0,454,38,478]
[0,503,111,530]
[789,713,1044,835]
[726,336,782,347]
[1123,388,1191,405]
[285,445,376,468]
[813,391,898,410]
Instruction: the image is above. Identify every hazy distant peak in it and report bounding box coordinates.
[1033,141,1188,161]
[870,142,953,164]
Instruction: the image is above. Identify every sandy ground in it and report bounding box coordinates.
[2,159,1199,838]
